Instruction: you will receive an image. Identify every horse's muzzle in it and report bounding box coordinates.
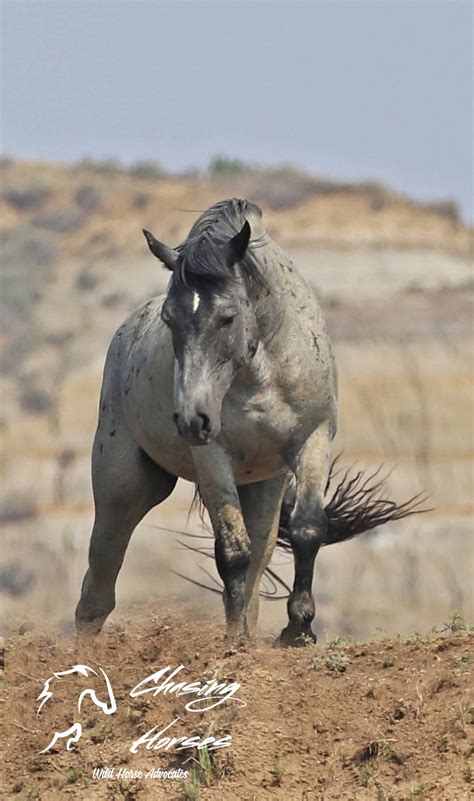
[173,411,216,446]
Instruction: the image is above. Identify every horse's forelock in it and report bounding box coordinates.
[170,198,266,292]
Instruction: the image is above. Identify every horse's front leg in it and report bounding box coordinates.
[280,424,332,646]
[192,445,251,640]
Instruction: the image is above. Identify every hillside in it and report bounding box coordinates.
[1,158,472,260]
[1,606,473,800]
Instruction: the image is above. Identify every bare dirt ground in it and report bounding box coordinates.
[1,604,473,801]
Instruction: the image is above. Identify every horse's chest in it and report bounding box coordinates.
[218,387,299,478]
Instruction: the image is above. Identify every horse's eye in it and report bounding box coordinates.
[219,315,235,328]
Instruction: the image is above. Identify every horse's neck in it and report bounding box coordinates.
[249,237,291,347]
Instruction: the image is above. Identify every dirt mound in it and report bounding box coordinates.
[1,604,472,800]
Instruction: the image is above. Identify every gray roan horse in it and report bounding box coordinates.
[76,198,423,644]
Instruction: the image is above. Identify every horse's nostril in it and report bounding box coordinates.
[197,412,211,433]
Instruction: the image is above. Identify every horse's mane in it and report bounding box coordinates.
[172,198,267,290]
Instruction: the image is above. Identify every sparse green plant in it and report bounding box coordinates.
[11,781,23,793]
[405,632,423,648]
[271,755,285,786]
[357,765,372,787]
[296,633,317,647]
[453,701,474,737]
[327,635,354,648]
[453,653,471,667]
[183,748,214,799]
[197,747,212,784]
[66,770,81,785]
[409,780,428,799]
[440,611,468,635]
[310,649,350,673]
[375,785,396,801]
[90,722,112,744]
[382,656,395,668]
[183,773,201,801]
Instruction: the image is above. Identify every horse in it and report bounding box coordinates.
[75,198,423,644]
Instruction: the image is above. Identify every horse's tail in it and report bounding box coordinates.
[170,458,431,600]
[276,458,431,551]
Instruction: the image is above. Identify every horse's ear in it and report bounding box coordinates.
[226,221,251,266]
[142,229,178,271]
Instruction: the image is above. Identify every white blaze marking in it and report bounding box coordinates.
[192,292,201,312]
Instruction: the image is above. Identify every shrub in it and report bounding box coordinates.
[423,199,460,224]
[32,206,87,232]
[128,160,164,180]
[74,184,102,212]
[132,191,150,210]
[19,383,54,415]
[101,291,125,309]
[0,496,38,525]
[0,155,14,169]
[208,155,252,177]
[250,168,319,210]
[74,157,122,175]
[2,184,52,210]
[76,267,100,291]
[0,225,57,322]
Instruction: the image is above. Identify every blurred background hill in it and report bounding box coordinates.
[1,155,472,638]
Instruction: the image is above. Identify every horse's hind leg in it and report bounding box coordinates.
[280,424,332,645]
[238,476,287,637]
[75,428,177,634]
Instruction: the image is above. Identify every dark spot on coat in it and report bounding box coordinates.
[109,429,116,437]
[101,401,107,413]
[99,442,104,453]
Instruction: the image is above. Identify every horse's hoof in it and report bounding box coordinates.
[278,625,317,647]
[223,631,251,652]
[74,613,105,639]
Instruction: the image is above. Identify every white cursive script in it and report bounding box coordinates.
[129,717,232,754]
[129,665,245,712]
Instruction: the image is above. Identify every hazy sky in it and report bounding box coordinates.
[1,1,473,220]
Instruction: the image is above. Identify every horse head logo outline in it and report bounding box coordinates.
[36,664,117,753]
